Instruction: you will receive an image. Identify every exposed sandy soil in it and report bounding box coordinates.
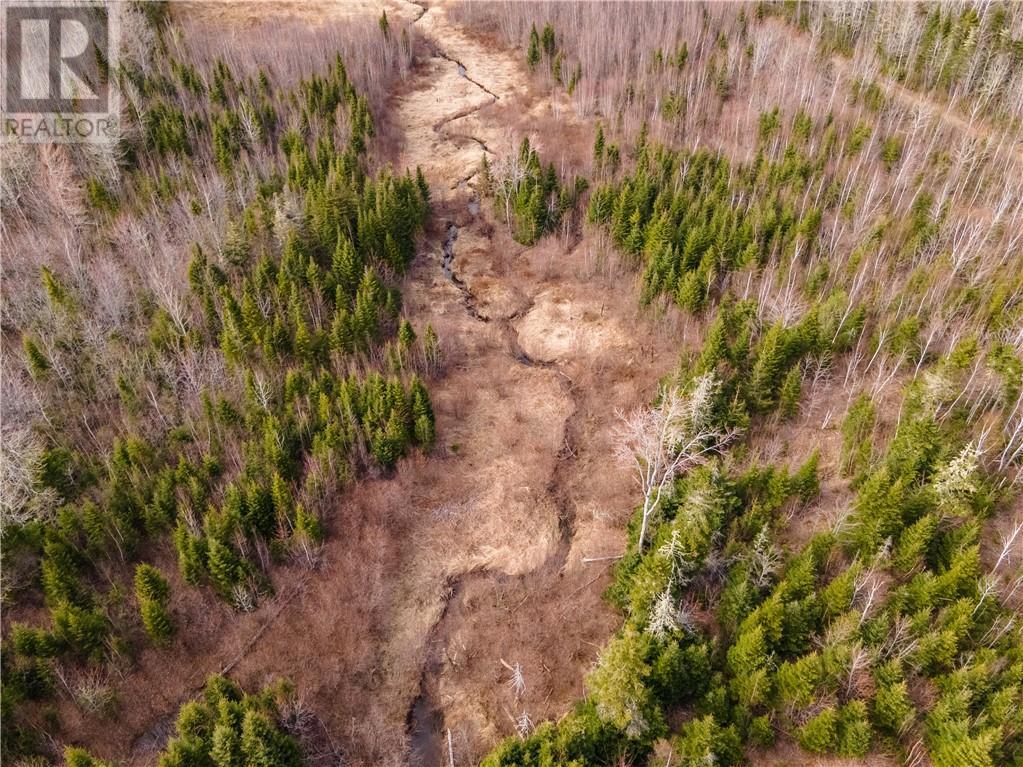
[52,3,681,766]
[514,288,635,365]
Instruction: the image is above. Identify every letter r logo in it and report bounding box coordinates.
[3,3,109,113]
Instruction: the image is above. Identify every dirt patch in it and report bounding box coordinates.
[515,287,633,365]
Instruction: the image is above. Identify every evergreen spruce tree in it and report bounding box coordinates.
[605,144,620,173]
[567,63,582,96]
[586,630,662,739]
[240,711,278,767]
[676,271,706,313]
[593,123,605,169]
[51,603,108,660]
[135,563,171,604]
[526,25,541,69]
[694,304,730,373]
[778,364,803,418]
[410,375,435,449]
[397,318,416,365]
[23,336,50,379]
[892,513,938,573]
[541,23,556,57]
[726,623,770,708]
[40,557,81,608]
[790,450,820,503]
[674,716,741,767]
[241,481,275,539]
[799,708,839,753]
[293,315,316,364]
[211,723,243,767]
[416,166,430,209]
[479,154,493,196]
[330,307,355,355]
[140,598,175,646]
[836,701,872,758]
[840,394,875,477]
[206,537,243,599]
[293,503,324,547]
[159,678,301,767]
[270,472,294,529]
[872,673,914,735]
[747,322,789,411]
[174,521,207,586]
[41,266,72,311]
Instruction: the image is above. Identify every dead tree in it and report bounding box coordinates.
[614,374,738,552]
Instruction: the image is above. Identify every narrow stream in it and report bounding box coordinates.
[401,5,582,764]
[440,217,490,323]
[405,6,494,761]
[408,676,444,767]
[441,222,458,279]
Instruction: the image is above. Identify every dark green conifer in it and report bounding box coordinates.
[541,23,556,57]
[526,25,541,69]
[23,336,50,379]
[206,537,243,598]
[778,365,803,418]
[174,521,207,586]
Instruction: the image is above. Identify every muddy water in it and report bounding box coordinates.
[408,661,444,767]
[441,225,489,324]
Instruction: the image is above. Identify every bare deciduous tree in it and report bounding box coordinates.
[614,374,738,552]
[748,529,783,589]
[0,425,60,532]
[515,710,533,737]
[501,658,526,699]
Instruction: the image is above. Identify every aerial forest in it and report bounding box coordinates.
[2,2,1021,767]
